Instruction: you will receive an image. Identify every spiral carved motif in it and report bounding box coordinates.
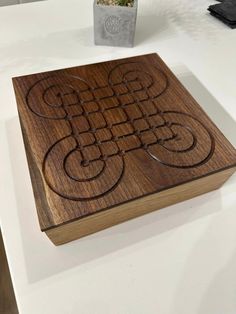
[26,62,214,200]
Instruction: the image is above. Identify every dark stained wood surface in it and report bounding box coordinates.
[13,53,236,232]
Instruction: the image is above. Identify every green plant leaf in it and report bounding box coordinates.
[116,0,132,6]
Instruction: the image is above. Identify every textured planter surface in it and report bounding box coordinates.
[94,0,138,47]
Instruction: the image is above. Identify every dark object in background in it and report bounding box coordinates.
[0,231,18,314]
[208,0,236,28]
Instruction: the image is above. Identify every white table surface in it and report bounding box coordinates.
[0,0,236,313]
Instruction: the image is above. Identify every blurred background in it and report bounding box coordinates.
[0,0,43,6]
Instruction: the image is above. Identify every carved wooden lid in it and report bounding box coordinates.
[13,53,236,231]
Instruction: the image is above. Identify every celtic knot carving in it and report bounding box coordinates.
[26,61,215,200]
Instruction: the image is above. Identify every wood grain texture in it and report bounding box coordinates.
[13,53,236,243]
[46,167,235,245]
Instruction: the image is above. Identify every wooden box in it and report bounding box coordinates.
[13,54,236,245]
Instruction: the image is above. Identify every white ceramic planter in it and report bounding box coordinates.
[94,0,138,48]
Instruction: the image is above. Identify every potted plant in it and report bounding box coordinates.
[94,0,138,48]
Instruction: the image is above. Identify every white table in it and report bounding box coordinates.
[0,1,236,313]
